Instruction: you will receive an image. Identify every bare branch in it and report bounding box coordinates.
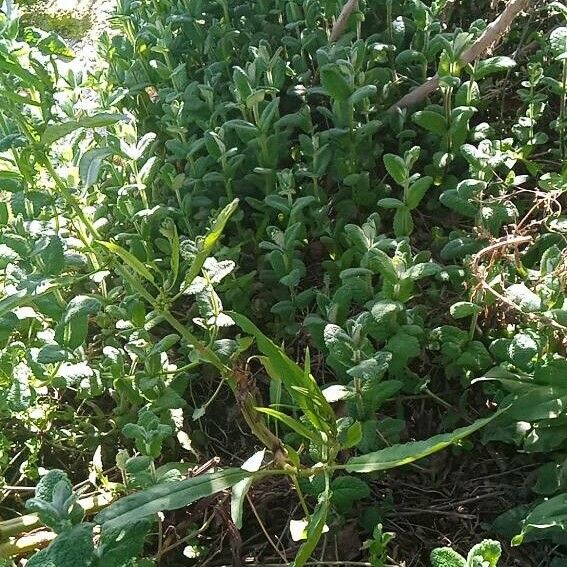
[388,0,530,112]
[330,0,359,43]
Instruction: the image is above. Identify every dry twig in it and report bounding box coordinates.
[389,0,530,111]
[330,0,358,42]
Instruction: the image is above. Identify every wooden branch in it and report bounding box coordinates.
[388,0,530,112]
[0,530,56,558]
[471,234,532,272]
[330,0,358,42]
[0,491,114,557]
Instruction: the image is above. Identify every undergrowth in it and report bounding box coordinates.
[2,0,567,565]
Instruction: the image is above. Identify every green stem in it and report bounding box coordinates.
[561,58,567,158]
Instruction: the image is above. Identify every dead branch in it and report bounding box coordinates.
[330,0,358,42]
[389,0,530,112]
[0,490,113,550]
[471,234,532,272]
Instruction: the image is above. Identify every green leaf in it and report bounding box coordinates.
[228,312,335,435]
[377,198,405,209]
[474,56,517,79]
[255,407,323,444]
[56,296,102,350]
[406,176,433,209]
[466,540,501,566]
[430,547,466,567]
[345,414,497,473]
[514,493,567,544]
[8,362,33,411]
[41,113,126,145]
[37,344,68,364]
[412,110,447,136]
[148,334,179,356]
[550,1,567,18]
[231,476,254,530]
[26,524,94,567]
[363,249,398,282]
[386,333,420,363]
[224,119,259,135]
[371,300,400,324]
[38,235,64,275]
[0,288,27,318]
[320,64,352,101]
[181,200,239,292]
[440,179,485,218]
[393,206,414,237]
[450,302,482,319]
[338,420,362,449]
[23,28,75,59]
[125,456,152,474]
[506,283,542,312]
[508,333,538,371]
[330,476,370,514]
[79,148,114,189]
[347,355,391,381]
[94,519,152,567]
[404,262,440,280]
[0,133,26,152]
[61,296,102,326]
[233,66,253,100]
[383,154,408,185]
[98,241,155,283]
[230,451,263,529]
[96,468,253,529]
[291,491,331,567]
[0,243,20,269]
[349,85,377,105]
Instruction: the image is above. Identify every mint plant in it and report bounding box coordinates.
[431,540,502,567]
[4,0,567,564]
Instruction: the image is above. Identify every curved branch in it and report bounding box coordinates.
[388,0,530,112]
[330,0,359,42]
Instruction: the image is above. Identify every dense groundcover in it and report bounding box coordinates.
[3,0,567,564]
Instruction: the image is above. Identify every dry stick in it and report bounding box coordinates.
[0,491,113,557]
[388,0,530,112]
[245,493,288,564]
[471,234,532,272]
[329,0,358,42]
[0,530,57,559]
[470,235,567,333]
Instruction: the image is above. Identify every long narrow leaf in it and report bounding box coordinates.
[181,199,239,290]
[0,289,27,318]
[345,414,497,473]
[255,407,324,445]
[292,490,331,567]
[98,241,155,283]
[513,493,567,545]
[228,312,335,434]
[230,477,254,529]
[41,113,126,145]
[96,468,252,529]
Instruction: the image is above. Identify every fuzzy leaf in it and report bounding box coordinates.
[412,111,447,136]
[320,64,352,101]
[41,113,126,145]
[474,56,516,79]
[466,540,501,566]
[383,154,408,185]
[406,176,433,209]
[330,476,370,513]
[79,148,114,189]
[430,547,466,567]
[450,302,482,319]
